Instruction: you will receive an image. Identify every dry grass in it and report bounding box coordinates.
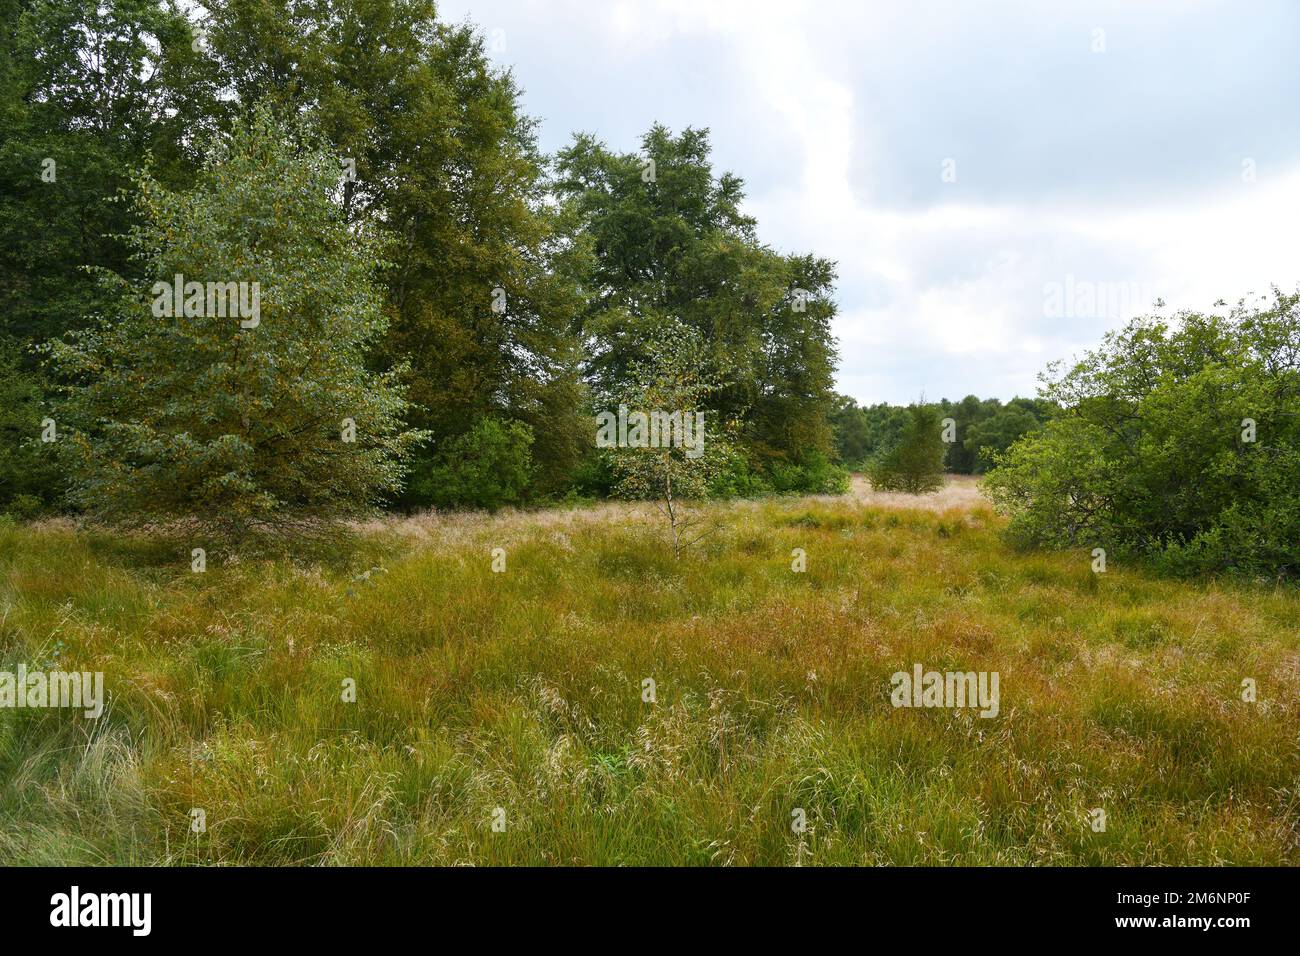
[825,473,984,511]
[1,479,1297,866]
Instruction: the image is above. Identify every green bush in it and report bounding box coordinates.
[985,292,1300,578]
[768,451,850,495]
[803,451,852,494]
[709,450,773,498]
[569,448,616,499]
[867,403,946,494]
[3,494,44,520]
[0,347,61,513]
[412,417,535,511]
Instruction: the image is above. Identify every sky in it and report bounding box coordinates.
[440,0,1300,405]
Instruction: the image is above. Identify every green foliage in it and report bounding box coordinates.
[3,3,848,513]
[828,393,872,467]
[830,396,908,470]
[607,319,737,556]
[833,392,1052,475]
[568,447,617,499]
[0,344,60,513]
[196,0,587,498]
[768,451,851,495]
[412,417,535,511]
[556,125,838,470]
[964,403,1047,472]
[0,0,200,349]
[934,395,988,473]
[44,110,424,545]
[867,403,947,494]
[984,291,1300,577]
[709,449,774,498]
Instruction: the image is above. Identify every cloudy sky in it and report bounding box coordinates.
[442,0,1300,404]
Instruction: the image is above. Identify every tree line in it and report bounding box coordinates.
[2,1,1295,578]
[830,393,1056,477]
[0,0,842,531]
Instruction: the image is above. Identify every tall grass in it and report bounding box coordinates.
[1,487,1296,865]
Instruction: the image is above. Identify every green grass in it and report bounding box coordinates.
[0,492,1297,866]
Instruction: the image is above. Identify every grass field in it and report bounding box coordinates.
[1,477,1297,865]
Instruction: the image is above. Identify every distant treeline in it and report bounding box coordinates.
[829,394,1056,474]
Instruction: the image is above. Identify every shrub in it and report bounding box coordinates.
[984,291,1300,577]
[4,494,43,520]
[797,451,851,494]
[867,403,946,494]
[0,347,61,513]
[413,417,535,511]
[768,451,850,495]
[709,449,773,498]
[569,448,617,499]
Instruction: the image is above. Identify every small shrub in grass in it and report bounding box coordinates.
[867,403,946,494]
[608,319,735,558]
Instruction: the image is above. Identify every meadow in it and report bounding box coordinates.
[1,478,1296,866]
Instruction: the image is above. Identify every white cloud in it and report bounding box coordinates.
[444,0,1300,403]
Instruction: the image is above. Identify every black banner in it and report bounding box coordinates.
[0,866,1285,942]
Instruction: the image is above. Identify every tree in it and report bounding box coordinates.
[0,0,201,351]
[45,110,424,545]
[860,402,911,467]
[194,0,587,502]
[555,125,839,483]
[984,291,1300,577]
[964,404,1046,472]
[867,403,947,494]
[829,393,872,468]
[607,320,735,558]
[936,395,993,473]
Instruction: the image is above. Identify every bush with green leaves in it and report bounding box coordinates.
[44,109,424,546]
[768,450,851,495]
[984,291,1300,577]
[607,319,737,557]
[0,345,61,515]
[867,403,947,494]
[708,448,773,498]
[411,417,535,511]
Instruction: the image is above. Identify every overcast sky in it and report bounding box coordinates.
[441,0,1300,404]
